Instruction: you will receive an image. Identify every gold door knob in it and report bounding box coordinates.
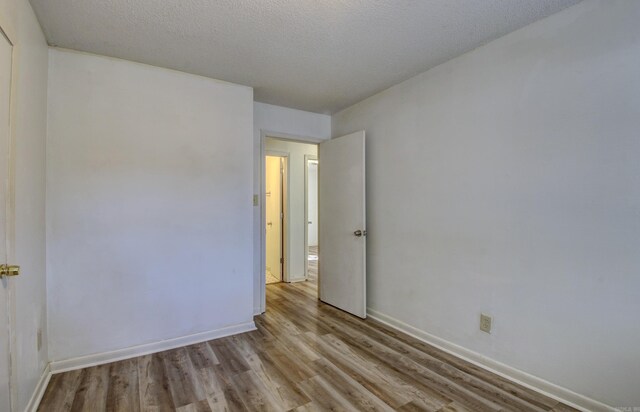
[0,265,20,277]
[353,230,367,237]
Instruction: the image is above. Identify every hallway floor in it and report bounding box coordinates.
[38,274,577,411]
[266,271,281,285]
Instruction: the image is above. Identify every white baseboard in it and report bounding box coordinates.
[25,363,51,412]
[50,320,256,374]
[367,308,615,412]
[287,277,307,283]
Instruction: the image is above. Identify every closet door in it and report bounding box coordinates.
[0,27,15,412]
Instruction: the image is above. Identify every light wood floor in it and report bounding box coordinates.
[266,245,318,285]
[307,245,318,282]
[39,274,578,411]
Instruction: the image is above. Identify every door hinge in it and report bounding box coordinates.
[280,257,284,264]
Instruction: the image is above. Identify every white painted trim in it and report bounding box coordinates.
[287,277,307,283]
[49,321,256,374]
[261,130,325,146]
[367,308,615,412]
[25,364,51,412]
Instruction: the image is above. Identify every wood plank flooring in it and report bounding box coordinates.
[39,274,578,411]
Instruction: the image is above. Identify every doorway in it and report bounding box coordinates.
[259,131,366,317]
[304,156,318,281]
[265,154,287,284]
[261,136,318,299]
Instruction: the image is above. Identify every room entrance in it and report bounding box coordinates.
[264,138,318,285]
[260,131,366,319]
[265,155,286,284]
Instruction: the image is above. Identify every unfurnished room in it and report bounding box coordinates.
[0,0,638,411]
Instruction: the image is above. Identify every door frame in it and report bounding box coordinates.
[303,155,318,280]
[0,22,17,412]
[265,151,289,283]
[259,130,323,313]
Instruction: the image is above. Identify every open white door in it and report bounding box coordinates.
[319,131,366,318]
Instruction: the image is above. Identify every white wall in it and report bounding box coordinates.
[0,0,49,409]
[253,102,330,312]
[47,49,254,362]
[265,138,317,281]
[332,1,640,408]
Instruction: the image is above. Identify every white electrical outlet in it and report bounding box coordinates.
[480,313,492,334]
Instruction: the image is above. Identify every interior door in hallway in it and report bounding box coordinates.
[319,131,366,318]
[0,28,14,411]
[265,155,283,283]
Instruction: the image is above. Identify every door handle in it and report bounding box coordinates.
[267,222,273,227]
[0,265,20,277]
[354,230,366,237]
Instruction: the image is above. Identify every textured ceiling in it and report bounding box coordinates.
[30,0,580,113]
